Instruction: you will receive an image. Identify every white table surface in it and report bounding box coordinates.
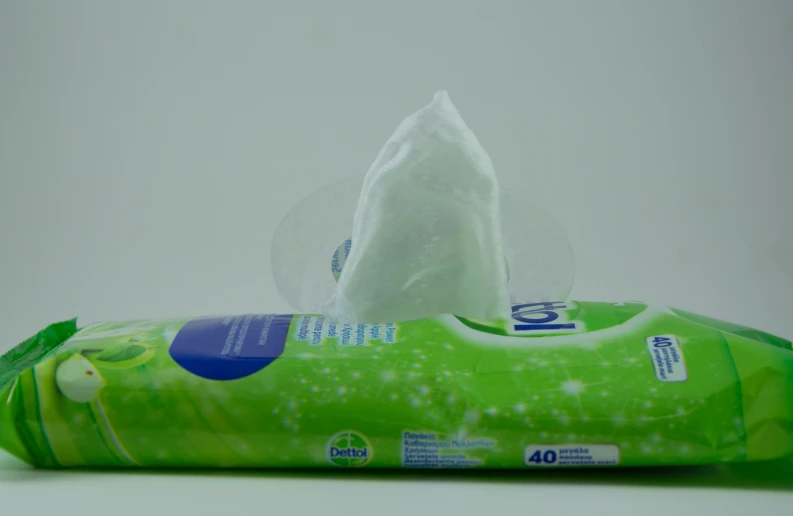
[2,1,792,514]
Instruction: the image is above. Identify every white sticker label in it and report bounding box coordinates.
[524,445,620,467]
[645,334,687,382]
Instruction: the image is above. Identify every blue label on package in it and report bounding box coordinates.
[169,314,292,381]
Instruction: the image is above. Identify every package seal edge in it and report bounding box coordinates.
[1,319,78,464]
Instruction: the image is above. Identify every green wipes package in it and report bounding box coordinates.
[1,301,791,469]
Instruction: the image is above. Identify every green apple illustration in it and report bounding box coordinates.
[79,333,162,370]
[55,354,106,403]
[54,334,163,402]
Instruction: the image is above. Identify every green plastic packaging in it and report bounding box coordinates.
[1,301,791,469]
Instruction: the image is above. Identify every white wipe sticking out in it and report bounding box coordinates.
[322,91,510,324]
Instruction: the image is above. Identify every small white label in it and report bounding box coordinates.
[645,334,687,382]
[524,445,620,467]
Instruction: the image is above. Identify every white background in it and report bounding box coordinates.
[1,1,792,514]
